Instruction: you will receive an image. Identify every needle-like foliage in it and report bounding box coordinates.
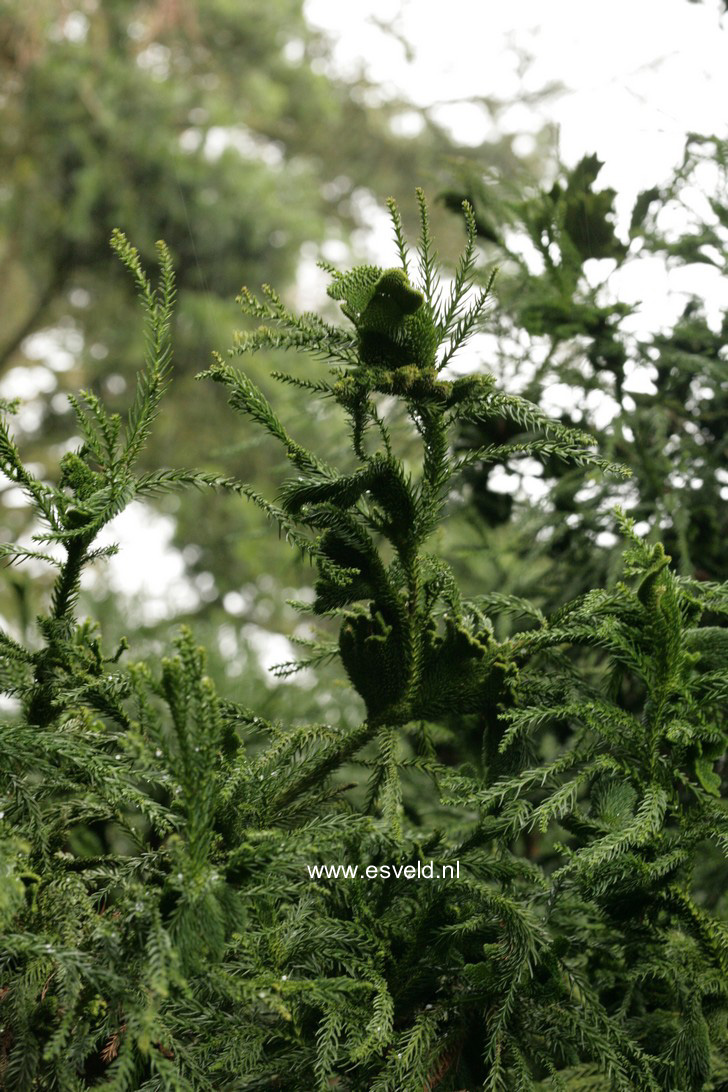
[0,200,726,1090]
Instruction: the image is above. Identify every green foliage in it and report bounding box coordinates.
[0,200,726,1090]
[445,137,728,611]
[204,195,620,733]
[3,0,527,677]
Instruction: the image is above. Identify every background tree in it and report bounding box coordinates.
[440,134,728,617]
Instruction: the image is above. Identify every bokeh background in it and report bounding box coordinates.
[1,0,727,729]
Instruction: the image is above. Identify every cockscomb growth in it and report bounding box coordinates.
[204,191,623,737]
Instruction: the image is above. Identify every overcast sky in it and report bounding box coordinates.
[306,0,728,201]
[297,0,728,332]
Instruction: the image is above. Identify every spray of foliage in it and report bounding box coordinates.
[445,136,728,607]
[0,198,727,1089]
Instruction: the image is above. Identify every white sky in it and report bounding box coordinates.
[5,0,728,627]
[299,0,728,345]
[306,0,728,199]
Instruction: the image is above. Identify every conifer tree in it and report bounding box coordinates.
[0,198,726,1089]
